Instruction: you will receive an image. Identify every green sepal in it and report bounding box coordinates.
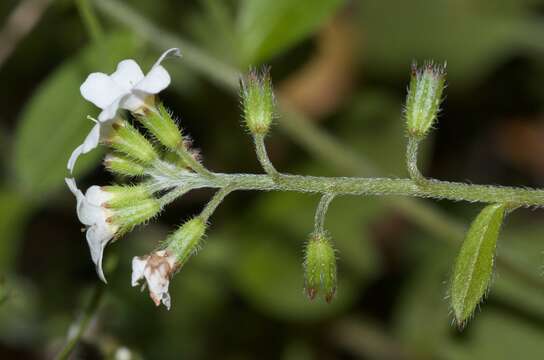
[405,61,446,138]
[112,198,161,236]
[102,184,152,209]
[303,232,337,303]
[165,217,207,265]
[451,203,506,328]
[104,153,147,177]
[137,103,183,150]
[241,68,274,135]
[106,120,158,164]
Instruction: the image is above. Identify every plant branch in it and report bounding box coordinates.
[167,172,544,208]
[314,194,335,234]
[406,136,426,184]
[200,186,234,222]
[253,134,280,180]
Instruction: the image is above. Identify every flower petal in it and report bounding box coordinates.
[119,93,145,112]
[86,224,115,283]
[111,60,145,91]
[131,256,147,287]
[65,178,84,204]
[67,123,102,172]
[133,65,170,95]
[80,73,126,109]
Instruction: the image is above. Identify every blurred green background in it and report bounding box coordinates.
[2,0,544,359]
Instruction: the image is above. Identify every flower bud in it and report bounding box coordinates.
[110,198,161,236]
[303,233,337,303]
[105,120,158,165]
[104,153,147,177]
[165,217,207,265]
[137,103,183,150]
[404,61,446,138]
[241,68,275,135]
[102,184,152,209]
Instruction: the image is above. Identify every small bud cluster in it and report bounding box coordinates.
[404,61,446,138]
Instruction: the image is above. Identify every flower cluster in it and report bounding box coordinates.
[65,48,208,308]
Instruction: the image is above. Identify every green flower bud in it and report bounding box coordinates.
[104,153,147,177]
[405,61,446,138]
[303,232,337,303]
[137,103,183,150]
[111,198,161,235]
[102,184,152,209]
[241,68,275,135]
[165,217,207,265]
[105,120,158,165]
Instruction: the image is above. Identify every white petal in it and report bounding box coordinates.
[97,96,124,122]
[119,93,145,112]
[85,186,113,206]
[67,144,84,173]
[86,224,115,283]
[110,60,144,91]
[131,257,147,287]
[133,65,170,95]
[152,48,181,69]
[80,73,126,109]
[65,178,84,203]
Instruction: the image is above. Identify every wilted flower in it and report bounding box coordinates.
[67,48,180,173]
[65,178,117,282]
[132,250,178,309]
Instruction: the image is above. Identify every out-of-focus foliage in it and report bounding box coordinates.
[2,0,544,359]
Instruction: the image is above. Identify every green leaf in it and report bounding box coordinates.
[12,32,142,199]
[237,0,343,65]
[450,204,506,327]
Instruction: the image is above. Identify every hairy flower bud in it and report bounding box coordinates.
[104,153,147,177]
[303,233,337,303]
[105,120,158,165]
[165,217,207,265]
[137,103,183,150]
[405,61,446,138]
[241,68,275,135]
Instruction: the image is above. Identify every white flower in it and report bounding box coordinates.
[67,48,180,173]
[132,250,178,310]
[65,177,118,282]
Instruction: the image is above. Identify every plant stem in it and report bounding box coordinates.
[253,134,280,180]
[171,172,544,208]
[55,284,104,360]
[200,186,234,222]
[75,0,104,43]
[175,146,216,179]
[406,136,426,184]
[314,194,335,234]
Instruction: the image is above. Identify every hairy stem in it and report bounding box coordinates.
[200,186,234,222]
[314,194,335,234]
[253,134,280,180]
[170,172,544,208]
[406,136,426,184]
[175,146,216,179]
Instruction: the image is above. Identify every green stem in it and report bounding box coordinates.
[200,186,234,222]
[406,136,426,184]
[55,285,104,360]
[171,172,544,208]
[253,134,280,180]
[315,194,335,234]
[175,146,216,180]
